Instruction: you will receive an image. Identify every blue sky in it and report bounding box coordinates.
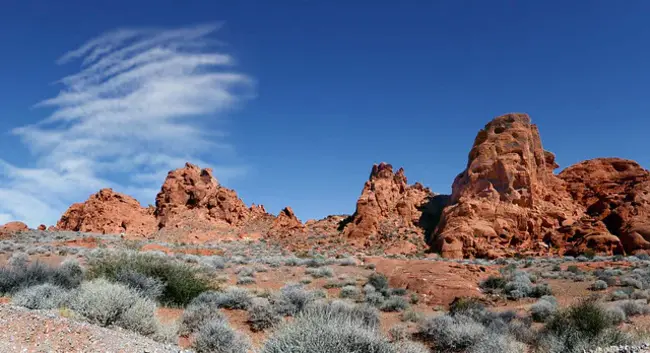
[1,0,650,227]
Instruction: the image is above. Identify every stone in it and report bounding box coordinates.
[56,188,157,236]
[0,221,29,238]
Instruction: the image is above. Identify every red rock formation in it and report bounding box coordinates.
[37,224,46,231]
[342,163,433,240]
[56,188,157,236]
[431,113,617,258]
[560,158,650,254]
[0,221,29,238]
[269,207,306,237]
[154,163,254,229]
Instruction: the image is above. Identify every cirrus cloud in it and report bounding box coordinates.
[0,22,252,227]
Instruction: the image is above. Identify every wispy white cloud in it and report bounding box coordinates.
[0,23,253,227]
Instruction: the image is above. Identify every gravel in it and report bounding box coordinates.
[0,304,193,353]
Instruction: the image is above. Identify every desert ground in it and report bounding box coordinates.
[1,230,650,352]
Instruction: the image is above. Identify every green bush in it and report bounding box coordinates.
[85,250,212,306]
[0,258,83,295]
[366,273,389,292]
[543,298,623,351]
[380,296,409,312]
[480,275,507,291]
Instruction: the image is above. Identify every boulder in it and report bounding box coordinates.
[56,188,157,236]
[0,221,29,238]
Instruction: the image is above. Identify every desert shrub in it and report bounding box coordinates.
[416,314,484,351]
[365,291,386,307]
[12,283,72,310]
[365,263,377,270]
[236,276,256,285]
[393,341,429,353]
[272,283,320,316]
[283,256,301,266]
[389,323,409,341]
[611,290,630,301]
[400,308,424,323]
[529,283,553,298]
[606,306,627,325]
[247,298,281,332]
[114,269,164,300]
[340,285,361,299]
[214,287,253,310]
[530,298,557,322]
[235,266,255,277]
[543,298,623,351]
[567,265,581,274]
[51,258,84,289]
[0,257,84,295]
[323,280,343,289]
[70,278,160,337]
[449,297,485,316]
[389,288,407,296]
[260,300,390,353]
[337,257,358,266]
[193,319,252,353]
[199,255,226,270]
[85,251,212,306]
[180,291,226,335]
[480,275,507,291]
[591,280,608,291]
[466,331,526,353]
[366,273,389,292]
[632,289,650,300]
[380,296,409,312]
[618,300,650,317]
[305,267,334,278]
[303,257,327,268]
[621,277,644,290]
[299,277,312,285]
[409,293,419,304]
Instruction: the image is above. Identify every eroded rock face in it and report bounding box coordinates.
[269,207,306,237]
[56,188,157,236]
[560,158,650,254]
[0,221,29,238]
[432,113,601,258]
[154,163,253,229]
[342,163,434,241]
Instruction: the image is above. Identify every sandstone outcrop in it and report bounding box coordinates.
[0,221,29,238]
[154,163,254,229]
[56,188,157,236]
[269,207,306,237]
[560,158,650,254]
[430,113,617,258]
[342,163,434,240]
[55,163,302,240]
